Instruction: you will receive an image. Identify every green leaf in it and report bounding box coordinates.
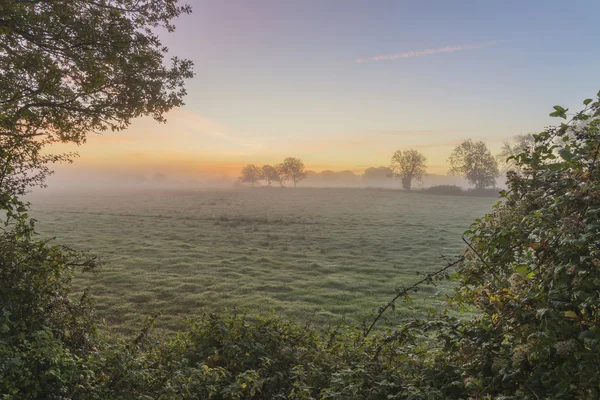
[513,264,529,275]
[546,162,566,171]
[584,98,593,106]
[559,148,575,161]
[550,105,568,119]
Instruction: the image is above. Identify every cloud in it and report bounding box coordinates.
[356,40,507,63]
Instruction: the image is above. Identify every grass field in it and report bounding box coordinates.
[28,187,497,336]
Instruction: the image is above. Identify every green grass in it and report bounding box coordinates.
[28,187,496,336]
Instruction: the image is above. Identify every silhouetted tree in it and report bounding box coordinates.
[338,170,358,181]
[448,139,499,189]
[239,164,261,187]
[271,163,285,187]
[320,170,337,181]
[390,149,427,190]
[497,133,536,172]
[0,0,194,200]
[280,157,307,188]
[362,167,393,184]
[260,165,279,186]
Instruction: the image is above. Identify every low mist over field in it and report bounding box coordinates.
[44,164,480,191]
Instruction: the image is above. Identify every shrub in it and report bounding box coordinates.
[423,185,463,195]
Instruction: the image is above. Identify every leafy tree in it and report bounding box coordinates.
[260,165,279,186]
[448,139,499,189]
[0,1,194,397]
[496,133,536,171]
[239,164,261,187]
[0,0,194,202]
[389,149,427,190]
[279,157,307,188]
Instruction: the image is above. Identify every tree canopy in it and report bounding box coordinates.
[389,149,427,190]
[239,164,261,186]
[279,157,307,188]
[448,139,499,189]
[0,0,194,200]
[260,165,279,186]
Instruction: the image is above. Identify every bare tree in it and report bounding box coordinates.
[239,164,261,187]
[279,157,307,188]
[390,149,427,190]
[449,140,499,189]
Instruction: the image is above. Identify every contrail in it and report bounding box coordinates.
[355,40,508,63]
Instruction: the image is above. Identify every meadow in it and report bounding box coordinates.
[28,187,497,336]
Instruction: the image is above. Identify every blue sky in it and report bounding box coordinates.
[65,0,600,176]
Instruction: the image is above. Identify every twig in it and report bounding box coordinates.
[462,236,490,268]
[363,256,463,337]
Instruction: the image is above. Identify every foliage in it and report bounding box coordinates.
[260,165,280,186]
[390,149,427,190]
[239,164,261,187]
[449,139,500,189]
[0,0,194,200]
[449,92,600,398]
[279,157,307,188]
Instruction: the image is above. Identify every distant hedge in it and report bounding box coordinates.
[420,185,499,197]
[422,184,463,195]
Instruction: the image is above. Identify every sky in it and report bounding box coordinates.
[53,0,600,180]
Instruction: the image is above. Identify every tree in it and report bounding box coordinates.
[260,165,279,186]
[274,163,286,187]
[239,164,261,187]
[0,0,194,201]
[320,170,338,182]
[0,1,193,396]
[389,149,427,190]
[279,157,307,188]
[448,139,499,189]
[362,167,393,183]
[496,133,536,172]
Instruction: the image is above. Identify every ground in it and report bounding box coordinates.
[28,187,496,336]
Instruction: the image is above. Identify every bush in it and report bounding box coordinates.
[422,185,463,195]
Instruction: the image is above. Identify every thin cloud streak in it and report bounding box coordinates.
[356,40,508,63]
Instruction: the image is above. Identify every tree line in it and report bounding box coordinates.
[241,136,532,190]
[239,157,307,187]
